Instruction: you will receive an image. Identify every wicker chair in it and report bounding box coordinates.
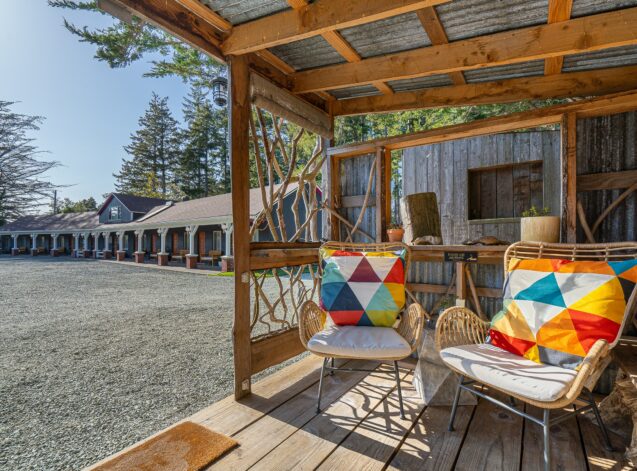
[436,241,637,471]
[299,242,427,418]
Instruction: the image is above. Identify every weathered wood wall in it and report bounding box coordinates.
[576,111,637,242]
[403,130,561,316]
[338,154,376,242]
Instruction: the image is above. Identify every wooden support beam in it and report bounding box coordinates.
[328,89,637,158]
[332,65,637,116]
[293,7,637,93]
[174,0,232,32]
[249,248,319,270]
[328,153,341,240]
[407,282,501,298]
[416,7,465,85]
[116,0,225,61]
[578,170,637,192]
[561,112,578,243]
[544,0,574,75]
[222,0,449,55]
[229,54,252,399]
[455,262,467,306]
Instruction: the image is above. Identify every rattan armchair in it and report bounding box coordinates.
[299,241,427,418]
[436,241,637,471]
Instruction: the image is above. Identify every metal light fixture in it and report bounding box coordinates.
[211,75,228,107]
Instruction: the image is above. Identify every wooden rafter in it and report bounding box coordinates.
[116,0,225,61]
[174,0,232,32]
[327,89,637,157]
[332,65,637,116]
[545,0,574,75]
[286,1,393,96]
[222,0,449,55]
[416,6,465,85]
[293,7,637,93]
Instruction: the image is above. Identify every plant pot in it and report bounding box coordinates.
[520,216,560,243]
[387,228,405,242]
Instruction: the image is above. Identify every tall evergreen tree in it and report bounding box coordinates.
[114,93,181,198]
[0,101,60,225]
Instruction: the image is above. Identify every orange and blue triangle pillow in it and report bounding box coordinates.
[488,257,637,370]
[319,247,406,327]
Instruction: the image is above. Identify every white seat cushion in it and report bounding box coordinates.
[440,343,578,402]
[307,325,411,359]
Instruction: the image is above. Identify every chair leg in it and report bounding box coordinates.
[316,357,328,414]
[448,375,463,432]
[543,409,551,471]
[588,390,613,451]
[394,361,405,420]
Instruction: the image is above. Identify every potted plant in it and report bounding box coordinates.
[520,206,560,243]
[387,222,405,242]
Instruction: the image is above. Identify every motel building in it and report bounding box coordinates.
[0,184,320,271]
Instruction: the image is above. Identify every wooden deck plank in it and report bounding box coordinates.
[521,405,586,471]
[208,360,377,470]
[386,405,474,471]
[251,364,408,470]
[454,391,524,471]
[317,371,422,470]
[577,414,633,471]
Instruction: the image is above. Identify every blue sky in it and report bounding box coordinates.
[1,1,189,204]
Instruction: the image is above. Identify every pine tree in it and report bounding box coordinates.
[114,93,181,198]
[0,101,60,225]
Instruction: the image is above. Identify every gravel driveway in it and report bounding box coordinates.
[0,257,295,470]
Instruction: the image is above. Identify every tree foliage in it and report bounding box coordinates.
[57,196,98,213]
[0,101,60,225]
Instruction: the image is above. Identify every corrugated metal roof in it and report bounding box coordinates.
[388,74,454,92]
[464,60,545,83]
[571,0,637,18]
[270,35,346,71]
[562,44,637,72]
[329,85,382,100]
[339,13,431,59]
[436,0,548,42]
[200,0,289,25]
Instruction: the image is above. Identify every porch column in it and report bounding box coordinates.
[82,232,91,258]
[185,225,199,269]
[31,233,37,256]
[116,231,126,261]
[134,229,144,263]
[51,233,59,257]
[73,233,79,257]
[102,232,112,259]
[11,234,18,256]
[157,227,168,266]
[92,233,100,258]
[223,223,233,256]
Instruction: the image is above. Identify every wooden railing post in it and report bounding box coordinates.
[375,146,389,242]
[229,54,252,399]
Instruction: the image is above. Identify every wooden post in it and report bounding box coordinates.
[229,54,253,399]
[329,154,341,241]
[375,146,391,242]
[455,261,467,307]
[561,112,577,243]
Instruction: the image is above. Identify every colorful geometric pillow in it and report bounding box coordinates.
[488,257,637,370]
[319,247,406,327]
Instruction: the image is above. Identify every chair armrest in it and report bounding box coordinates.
[435,306,490,352]
[299,300,326,348]
[396,303,427,353]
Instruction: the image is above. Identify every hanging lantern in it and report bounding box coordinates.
[211,76,228,107]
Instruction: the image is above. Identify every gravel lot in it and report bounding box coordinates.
[0,257,292,470]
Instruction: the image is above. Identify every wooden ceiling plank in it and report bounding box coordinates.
[416,6,465,85]
[174,0,232,32]
[544,0,574,75]
[222,0,450,55]
[293,7,637,93]
[327,89,637,157]
[332,65,637,115]
[116,0,225,61]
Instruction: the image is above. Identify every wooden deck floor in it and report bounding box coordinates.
[89,355,632,470]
